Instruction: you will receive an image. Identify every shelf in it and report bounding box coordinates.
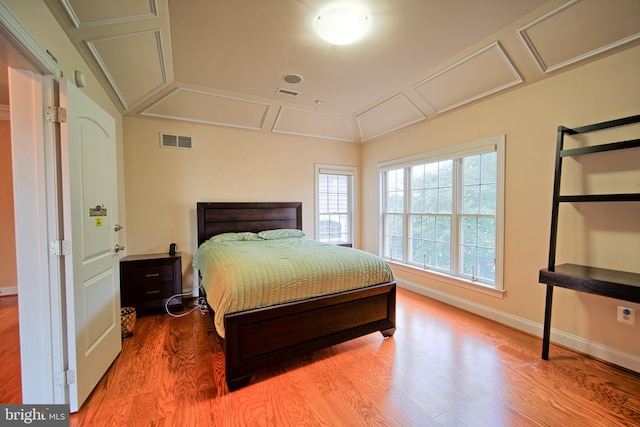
[539,264,640,304]
[560,138,640,157]
[558,193,640,203]
[540,114,640,361]
[561,114,640,135]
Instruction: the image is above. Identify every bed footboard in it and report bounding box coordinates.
[223,282,396,390]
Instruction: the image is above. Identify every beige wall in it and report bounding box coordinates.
[123,118,360,289]
[123,46,639,368]
[9,0,637,370]
[361,45,640,363]
[0,120,17,290]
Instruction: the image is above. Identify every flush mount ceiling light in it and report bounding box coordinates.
[314,4,370,45]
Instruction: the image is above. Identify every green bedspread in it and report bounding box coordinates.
[193,235,394,338]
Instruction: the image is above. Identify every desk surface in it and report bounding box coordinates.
[539,263,640,304]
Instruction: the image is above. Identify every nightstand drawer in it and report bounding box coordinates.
[131,265,174,283]
[120,253,183,313]
[132,280,175,300]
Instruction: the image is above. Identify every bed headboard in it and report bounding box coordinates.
[196,202,302,246]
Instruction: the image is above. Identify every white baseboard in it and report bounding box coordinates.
[397,279,640,373]
[0,287,17,296]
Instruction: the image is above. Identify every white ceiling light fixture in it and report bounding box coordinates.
[314,4,370,45]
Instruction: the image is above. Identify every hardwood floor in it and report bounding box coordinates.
[0,295,21,404]
[2,289,639,426]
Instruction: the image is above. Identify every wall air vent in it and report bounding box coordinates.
[276,87,300,97]
[160,133,193,149]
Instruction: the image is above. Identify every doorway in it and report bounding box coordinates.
[1,16,122,410]
[0,49,20,405]
[0,9,65,404]
[0,61,17,301]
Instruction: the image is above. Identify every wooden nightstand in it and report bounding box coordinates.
[120,252,183,313]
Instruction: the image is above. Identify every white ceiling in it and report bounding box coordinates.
[44,0,640,142]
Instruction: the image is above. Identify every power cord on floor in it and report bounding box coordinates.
[164,285,209,318]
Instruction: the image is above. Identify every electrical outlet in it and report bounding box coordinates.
[617,306,635,325]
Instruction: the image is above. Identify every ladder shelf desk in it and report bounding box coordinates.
[539,114,640,360]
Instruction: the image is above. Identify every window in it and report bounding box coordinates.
[379,136,504,290]
[315,165,356,244]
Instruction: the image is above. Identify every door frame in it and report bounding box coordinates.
[0,3,66,404]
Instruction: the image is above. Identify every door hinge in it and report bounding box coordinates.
[46,106,67,123]
[50,240,72,256]
[55,369,76,386]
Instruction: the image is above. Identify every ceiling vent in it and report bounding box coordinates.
[276,87,300,97]
[160,133,193,149]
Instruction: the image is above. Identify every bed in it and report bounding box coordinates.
[194,202,396,390]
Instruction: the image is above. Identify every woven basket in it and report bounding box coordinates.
[120,307,136,339]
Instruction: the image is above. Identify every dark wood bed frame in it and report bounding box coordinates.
[196,202,396,390]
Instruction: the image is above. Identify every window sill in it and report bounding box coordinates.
[387,261,506,299]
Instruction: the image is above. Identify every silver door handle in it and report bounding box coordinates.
[115,244,125,253]
[114,224,123,232]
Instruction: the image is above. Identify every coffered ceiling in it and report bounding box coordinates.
[44,0,640,142]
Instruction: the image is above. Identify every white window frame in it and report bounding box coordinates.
[378,136,505,294]
[315,164,357,245]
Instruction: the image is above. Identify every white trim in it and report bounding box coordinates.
[0,286,17,295]
[494,136,506,290]
[42,76,67,406]
[392,262,505,299]
[518,0,580,73]
[10,68,60,405]
[85,29,168,109]
[518,0,640,74]
[317,166,356,176]
[141,87,271,132]
[356,93,426,142]
[0,3,61,77]
[60,0,159,29]
[273,106,354,142]
[398,278,640,373]
[378,135,505,289]
[412,42,522,114]
[378,135,502,171]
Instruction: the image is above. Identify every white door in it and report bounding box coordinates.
[60,80,121,412]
